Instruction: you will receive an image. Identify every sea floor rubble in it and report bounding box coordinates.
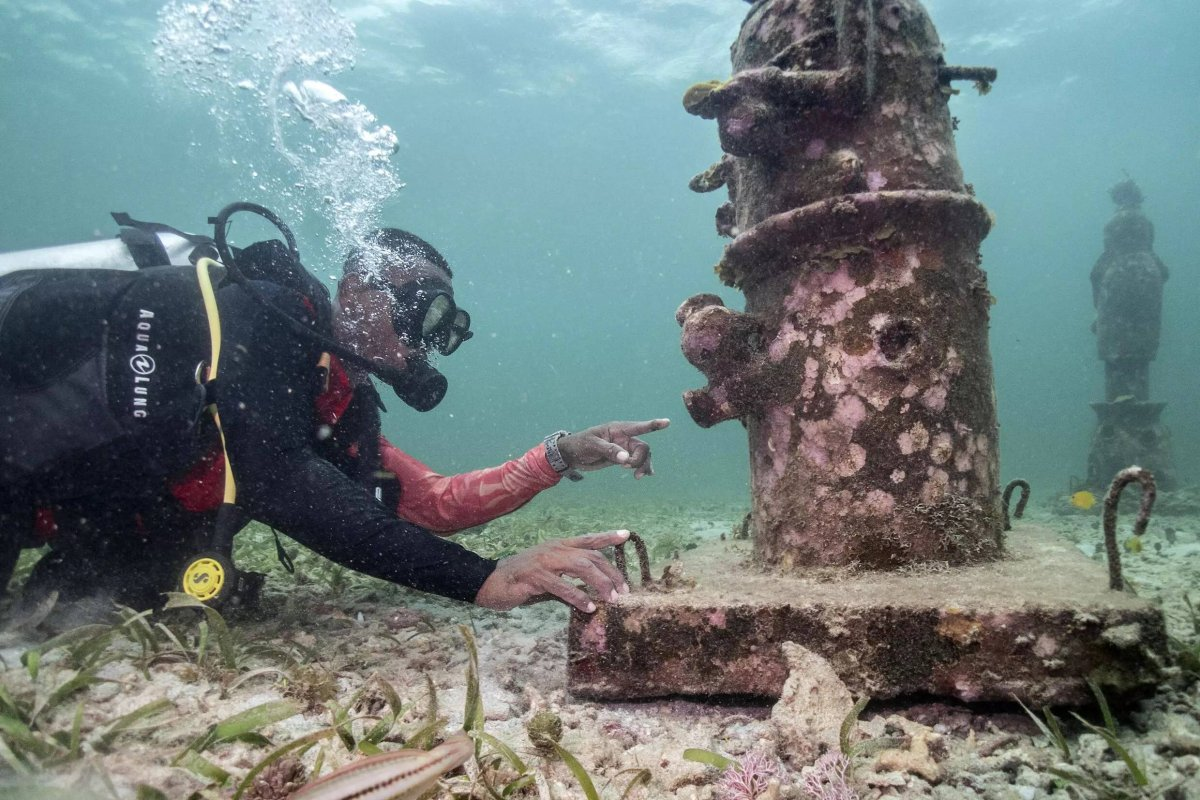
[0,498,1197,799]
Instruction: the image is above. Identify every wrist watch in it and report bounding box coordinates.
[544,430,584,482]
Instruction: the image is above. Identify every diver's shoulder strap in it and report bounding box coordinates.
[117,228,171,269]
[112,212,219,268]
[195,258,239,547]
[111,212,215,247]
[192,258,331,549]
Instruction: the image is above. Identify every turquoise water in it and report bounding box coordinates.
[1,0,1197,507]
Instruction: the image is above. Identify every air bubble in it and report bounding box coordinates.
[154,0,402,268]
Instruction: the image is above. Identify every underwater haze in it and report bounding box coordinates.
[1,0,1198,508]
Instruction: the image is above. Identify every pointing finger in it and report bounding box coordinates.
[612,418,671,438]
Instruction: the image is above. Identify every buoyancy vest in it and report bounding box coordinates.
[1,206,348,604]
[0,211,332,496]
[0,266,213,491]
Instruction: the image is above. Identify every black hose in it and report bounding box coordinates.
[206,202,416,394]
[209,201,300,270]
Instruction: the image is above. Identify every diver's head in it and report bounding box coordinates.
[336,228,473,410]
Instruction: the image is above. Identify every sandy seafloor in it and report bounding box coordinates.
[1,494,1198,800]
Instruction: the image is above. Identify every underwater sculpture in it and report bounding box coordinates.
[569,0,1167,706]
[678,0,1001,568]
[1086,180,1175,490]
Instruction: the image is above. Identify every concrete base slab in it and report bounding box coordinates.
[567,525,1168,705]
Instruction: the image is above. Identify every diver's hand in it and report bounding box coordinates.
[473,530,630,612]
[558,419,670,479]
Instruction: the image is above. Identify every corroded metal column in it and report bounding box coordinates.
[1086,180,1175,490]
[678,0,1001,568]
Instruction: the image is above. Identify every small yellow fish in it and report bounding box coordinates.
[1071,490,1097,510]
[292,733,473,800]
[1124,536,1143,554]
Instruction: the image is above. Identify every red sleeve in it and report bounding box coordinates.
[380,440,562,533]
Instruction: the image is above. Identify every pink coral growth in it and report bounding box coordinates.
[801,752,858,800]
[717,750,780,800]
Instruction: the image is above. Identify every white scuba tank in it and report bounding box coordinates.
[0,230,204,279]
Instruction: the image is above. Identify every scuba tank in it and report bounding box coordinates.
[0,215,217,278]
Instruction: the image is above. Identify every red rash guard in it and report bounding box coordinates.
[320,355,563,531]
[381,441,561,533]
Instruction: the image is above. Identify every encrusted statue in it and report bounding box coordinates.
[1086,179,1175,489]
[677,0,1002,569]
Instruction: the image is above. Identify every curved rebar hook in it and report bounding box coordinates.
[1001,479,1031,532]
[612,532,652,588]
[1103,466,1157,591]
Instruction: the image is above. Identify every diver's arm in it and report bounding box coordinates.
[378,418,671,533]
[379,441,561,534]
[238,449,498,602]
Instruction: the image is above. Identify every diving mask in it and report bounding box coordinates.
[370,276,473,355]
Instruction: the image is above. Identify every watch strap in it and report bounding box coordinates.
[544,430,584,482]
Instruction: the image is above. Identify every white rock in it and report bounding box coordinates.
[769,642,855,766]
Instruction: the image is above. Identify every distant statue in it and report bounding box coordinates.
[1085,178,1175,490]
[1090,179,1169,401]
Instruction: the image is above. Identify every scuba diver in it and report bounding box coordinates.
[0,204,668,613]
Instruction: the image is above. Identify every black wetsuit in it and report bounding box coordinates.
[0,265,496,603]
